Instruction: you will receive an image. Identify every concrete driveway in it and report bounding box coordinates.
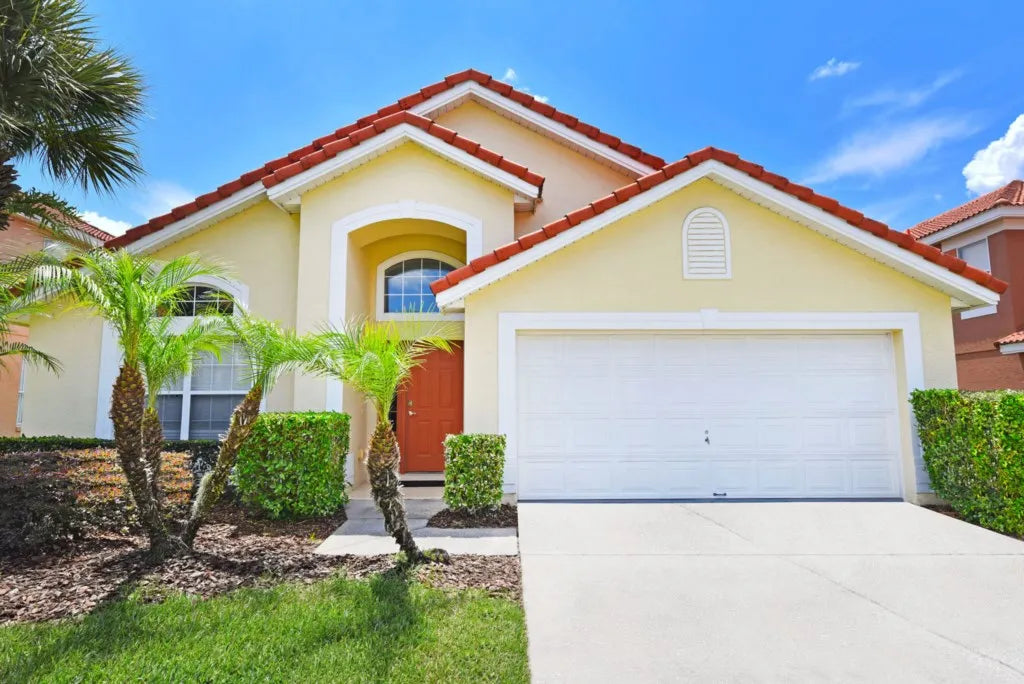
[519,502,1024,682]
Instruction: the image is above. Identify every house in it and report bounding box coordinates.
[20,69,1005,503]
[0,213,111,436]
[908,181,1024,390]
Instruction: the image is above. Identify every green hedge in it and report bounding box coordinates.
[235,412,350,518]
[911,389,1024,536]
[0,436,219,479]
[443,434,506,512]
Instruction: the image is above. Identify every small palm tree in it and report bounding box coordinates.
[32,248,227,555]
[0,0,145,228]
[182,313,317,546]
[138,315,230,505]
[310,320,452,563]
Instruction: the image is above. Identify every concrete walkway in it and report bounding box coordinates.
[519,502,1024,683]
[315,492,517,556]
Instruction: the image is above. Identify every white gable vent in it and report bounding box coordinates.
[682,207,731,279]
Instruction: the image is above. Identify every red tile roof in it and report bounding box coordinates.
[996,330,1024,347]
[908,180,1024,240]
[431,147,1009,296]
[106,69,658,249]
[67,214,115,242]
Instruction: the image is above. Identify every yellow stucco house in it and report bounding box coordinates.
[22,69,1005,503]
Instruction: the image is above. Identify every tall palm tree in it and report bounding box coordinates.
[0,0,144,228]
[33,248,227,556]
[138,315,230,504]
[182,313,317,547]
[310,320,452,563]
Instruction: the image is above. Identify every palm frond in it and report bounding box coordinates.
[226,313,319,393]
[0,339,62,374]
[139,315,231,407]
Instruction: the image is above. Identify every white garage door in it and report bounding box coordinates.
[515,333,902,500]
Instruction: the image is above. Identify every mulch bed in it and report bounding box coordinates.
[0,506,521,625]
[428,504,518,529]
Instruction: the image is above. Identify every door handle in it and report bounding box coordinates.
[408,410,416,416]
[705,430,710,445]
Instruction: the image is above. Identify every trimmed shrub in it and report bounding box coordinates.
[0,436,218,482]
[911,389,1024,536]
[0,448,192,554]
[443,434,506,513]
[235,412,350,518]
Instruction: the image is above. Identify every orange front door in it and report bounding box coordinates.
[397,344,463,473]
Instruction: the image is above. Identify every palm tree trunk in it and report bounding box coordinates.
[367,419,428,561]
[142,406,164,504]
[111,364,169,553]
[181,385,263,547]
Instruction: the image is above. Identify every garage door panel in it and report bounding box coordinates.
[516,332,901,500]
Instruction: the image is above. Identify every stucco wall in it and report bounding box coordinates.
[462,179,959,498]
[435,101,635,237]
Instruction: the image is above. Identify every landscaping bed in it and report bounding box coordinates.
[429,504,518,529]
[0,504,520,625]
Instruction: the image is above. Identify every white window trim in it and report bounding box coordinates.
[376,250,465,321]
[94,274,250,439]
[16,364,25,429]
[496,310,928,498]
[682,206,731,280]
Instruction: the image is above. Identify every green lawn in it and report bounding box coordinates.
[0,575,528,683]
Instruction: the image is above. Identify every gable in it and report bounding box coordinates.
[435,100,636,236]
[470,179,954,317]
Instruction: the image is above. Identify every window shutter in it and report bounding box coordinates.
[683,208,730,279]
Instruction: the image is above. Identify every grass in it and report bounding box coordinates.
[0,574,528,683]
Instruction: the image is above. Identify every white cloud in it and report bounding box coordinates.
[962,114,1024,194]
[805,117,976,184]
[846,70,962,112]
[131,180,195,220]
[78,211,132,236]
[809,58,861,81]
[499,66,548,104]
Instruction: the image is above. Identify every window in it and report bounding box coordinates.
[163,285,234,317]
[957,239,991,273]
[957,239,997,319]
[156,345,249,439]
[683,207,731,279]
[377,252,461,319]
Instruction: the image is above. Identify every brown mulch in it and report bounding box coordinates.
[428,504,518,529]
[0,508,521,625]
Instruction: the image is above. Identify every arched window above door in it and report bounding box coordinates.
[376,251,464,320]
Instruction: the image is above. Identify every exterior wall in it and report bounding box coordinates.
[0,215,48,259]
[435,101,635,237]
[21,311,103,436]
[147,200,300,411]
[0,324,27,436]
[940,218,1024,390]
[462,179,959,499]
[292,142,514,427]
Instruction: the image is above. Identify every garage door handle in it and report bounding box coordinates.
[705,431,710,445]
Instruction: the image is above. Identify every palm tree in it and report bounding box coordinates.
[138,315,230,505]
[32,248,227,556]
[0,0,145,229]
[310,320,452,563]
[181,313,317,547]
[0,252,65,373]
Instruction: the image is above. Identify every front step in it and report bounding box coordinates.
[401,472,445,487]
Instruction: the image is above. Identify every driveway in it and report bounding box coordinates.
[519,502,1024,682]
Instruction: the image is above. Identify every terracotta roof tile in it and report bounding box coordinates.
[909,180,1024,239]
[996,330,1024,347]
[106,69,661,249]
[430,146,1009,297]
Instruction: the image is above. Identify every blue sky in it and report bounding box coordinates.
[17,0,1024,236]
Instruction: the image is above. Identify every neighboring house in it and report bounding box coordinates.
[0,214,112,435]
[21,69,1005,503]
[908,181,1024,390]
